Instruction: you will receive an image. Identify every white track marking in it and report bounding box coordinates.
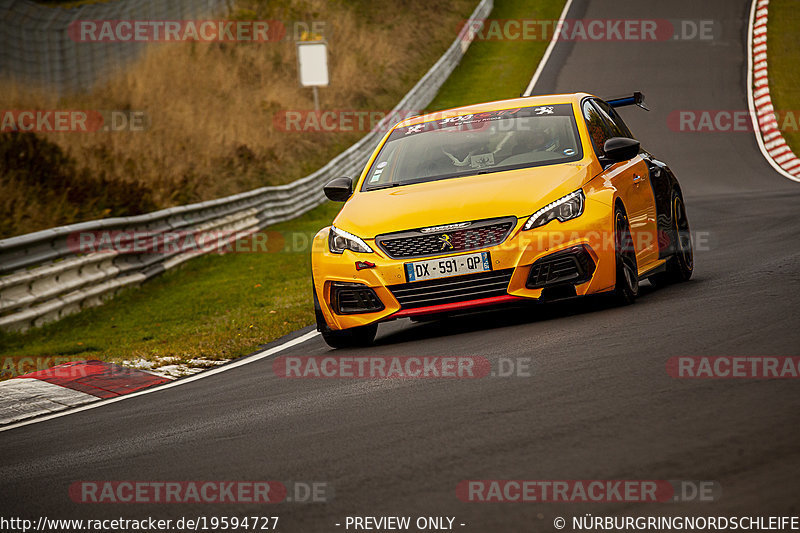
[746,0,800,183]
[523,0,575,96]
[0,330,320,433]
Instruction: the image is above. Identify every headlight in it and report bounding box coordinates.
[522,190,585,231]
[329,226,374,254]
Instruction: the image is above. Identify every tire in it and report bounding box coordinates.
[649,193,694,287]
[612,205,639,305]
[313,285,377,349]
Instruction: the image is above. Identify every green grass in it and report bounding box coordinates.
[766,0,800,154]
[0,0,565,377]
[429,0,565,110]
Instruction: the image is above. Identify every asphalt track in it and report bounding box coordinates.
[2,0,799,531]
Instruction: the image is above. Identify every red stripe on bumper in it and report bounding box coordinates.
[391,294,526,319]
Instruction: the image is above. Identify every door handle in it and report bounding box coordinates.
[633,173,645,184]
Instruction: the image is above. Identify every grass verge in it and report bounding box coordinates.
[0,0,565,378]
[766,0,800,155]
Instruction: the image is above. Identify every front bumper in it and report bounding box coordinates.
[312,198,616,331]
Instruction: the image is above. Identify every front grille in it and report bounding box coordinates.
[376,217,516,259]
[332,282,384,314]
[526,246,596,289]
[389,269,514,309]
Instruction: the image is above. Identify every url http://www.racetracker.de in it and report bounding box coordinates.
[1,515,280,533]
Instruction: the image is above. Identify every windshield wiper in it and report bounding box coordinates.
[457,169,493,178]
[370,182,407,190]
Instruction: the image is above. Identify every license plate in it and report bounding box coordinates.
[405,252,491,282]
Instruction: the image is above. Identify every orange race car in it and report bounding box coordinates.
[311,92,693,348]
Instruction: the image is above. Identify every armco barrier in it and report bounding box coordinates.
[0,0,493,332]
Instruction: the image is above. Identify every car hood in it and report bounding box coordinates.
[333,163,593,238]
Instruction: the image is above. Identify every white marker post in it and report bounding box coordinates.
[296,41,329,112]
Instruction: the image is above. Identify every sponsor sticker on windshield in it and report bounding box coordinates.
[395,104,574,138]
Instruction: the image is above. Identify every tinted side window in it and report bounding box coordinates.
[594,99,635,139]
[582,100,613,157]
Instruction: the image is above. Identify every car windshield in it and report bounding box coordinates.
[361,104,582,191]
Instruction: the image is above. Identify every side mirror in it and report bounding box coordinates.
[324,176,353,202]
[602,137,640,163]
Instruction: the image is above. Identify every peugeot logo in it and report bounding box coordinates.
[439,234,454,251]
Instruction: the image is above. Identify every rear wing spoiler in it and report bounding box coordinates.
[607,91,649,111]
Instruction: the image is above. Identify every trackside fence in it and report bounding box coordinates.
[0,0,232,94]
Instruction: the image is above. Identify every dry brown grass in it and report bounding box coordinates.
[0,0,476,237]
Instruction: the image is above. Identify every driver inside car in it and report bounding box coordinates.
[510,128,556,155]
